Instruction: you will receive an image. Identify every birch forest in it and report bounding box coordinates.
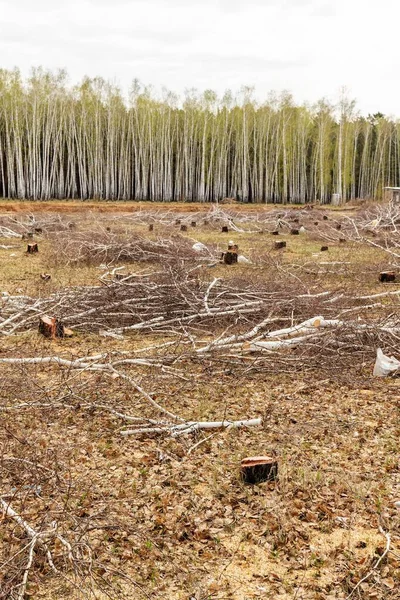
[0,68,398,203]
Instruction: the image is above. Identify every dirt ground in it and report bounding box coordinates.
[0,202,399,600]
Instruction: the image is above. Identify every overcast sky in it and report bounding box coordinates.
[0,0,398,115]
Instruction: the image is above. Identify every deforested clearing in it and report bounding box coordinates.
[0,201,399,599]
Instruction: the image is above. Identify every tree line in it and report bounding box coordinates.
[0,68,398,203]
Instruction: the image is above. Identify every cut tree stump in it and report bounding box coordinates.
[292,218,300,224]
[149,224,154,231]
[339,238,346,243]
[223,251,238,265]
[34,228,42,234]
[321,246,329,252]
[336,223,342,230]
[241,456,278,484]
[27,243,38,254]
[271,230,279,235]
[39,316,64,339]
[222,226,229,233]
[290,229,299,235]
[379,271,396,283]
[274,241,286,249]
[191,221,196,227]
[180,224,187,232]
[314,221,319,226]
[323,215,328,220]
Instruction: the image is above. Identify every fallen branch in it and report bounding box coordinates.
[120,417,262,437]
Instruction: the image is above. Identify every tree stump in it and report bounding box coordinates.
[274,241,286,250]
[379,271,396,283]
[314,221,319,226]
[339,238,346,243]
[271,230,279,235]
[241,456,278,484]
[180,224,187,232]
[39,316,63,339]
[34,228,42,234]
[292,218,299,224]
[106,226,111,232]
[323,215,328,220]
[222,226,229,233]
[149,224,154,232]
[321,246,329,252]
[290,229,299,235]
[27,243,38,254]
[191,221,196,228]
[336,223,342,230]
[223,251,238,265]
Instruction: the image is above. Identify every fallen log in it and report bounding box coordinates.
[121,418,262,437]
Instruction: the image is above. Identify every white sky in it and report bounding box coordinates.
[0,0,398,116]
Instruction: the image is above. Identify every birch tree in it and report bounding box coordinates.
[1,68,400,203]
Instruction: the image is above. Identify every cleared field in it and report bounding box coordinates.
[0,202,399,600]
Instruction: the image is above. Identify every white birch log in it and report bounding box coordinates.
[120,417,262,436]
[266,316,343,339]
